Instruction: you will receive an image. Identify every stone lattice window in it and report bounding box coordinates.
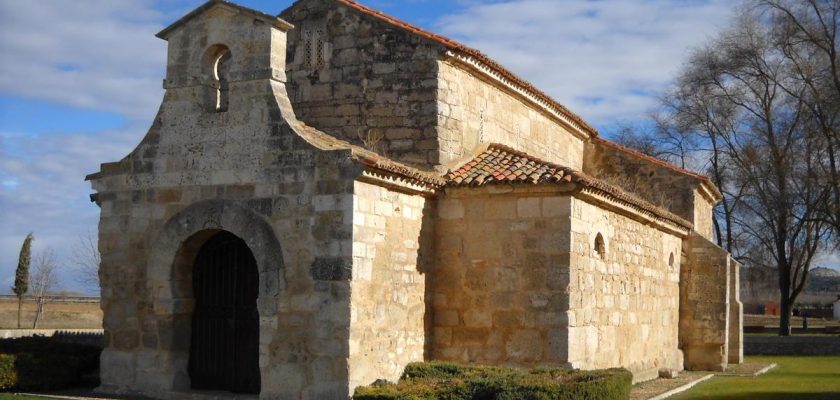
[594,233,606,260]
[303,29,325,70]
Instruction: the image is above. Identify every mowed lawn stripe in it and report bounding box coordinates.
[672,355,840,400]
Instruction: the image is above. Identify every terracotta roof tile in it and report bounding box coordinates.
[446,144,576,186]
[328,0,598,137]
[446,144,692,229]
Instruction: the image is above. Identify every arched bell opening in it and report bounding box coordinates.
[204,44,232,112]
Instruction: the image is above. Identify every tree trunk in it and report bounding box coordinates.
[32,300,43,329]
[779,269,792,336]
[16,297,22,329]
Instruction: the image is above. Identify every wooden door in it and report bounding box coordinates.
[188,231,260,394]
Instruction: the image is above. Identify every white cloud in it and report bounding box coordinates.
[0,0,172,292]
[0,0,755,294]
[0,0,168,121]
[814,251,840,271]
[0,126,141,293]
[435,0,734,126]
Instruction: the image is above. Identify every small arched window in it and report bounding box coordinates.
[594,233,606,260]
[668,252,675,269]
[206,45,231,112]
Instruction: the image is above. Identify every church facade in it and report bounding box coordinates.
[86,1,743,399]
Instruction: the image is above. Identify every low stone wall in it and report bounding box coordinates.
[744,335,840,355]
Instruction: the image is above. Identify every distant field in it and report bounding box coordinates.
[745,314,840,327]
[0,298,102,329]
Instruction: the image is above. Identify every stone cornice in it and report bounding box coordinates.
[357,170,437,197]
[575,187,692,238]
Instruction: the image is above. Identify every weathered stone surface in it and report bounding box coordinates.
[680,232,732,371]
[566,197,685,378]
[88,0,742,398]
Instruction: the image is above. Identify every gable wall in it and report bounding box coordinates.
[281,0,445,169]
[436,61,586,170]
[91,9,367,398]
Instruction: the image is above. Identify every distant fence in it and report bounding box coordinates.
[0,329,104,347]
[745,335,840,355]
[745,326,840,334]
[0,295,100,303]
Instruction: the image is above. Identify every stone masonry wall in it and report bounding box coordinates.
[431,186,573,367]
[348,181,431,388]
[91,7,363,399]
[567,198,684,381]
[281,0,445,168]
[436,61,585,170]
[693,189,715,240]
[728,258,744,364]
[680,232,731,371]
[583,141,715,241]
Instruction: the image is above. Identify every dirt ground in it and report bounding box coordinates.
[0,298,102,329]
[745,314,840,327]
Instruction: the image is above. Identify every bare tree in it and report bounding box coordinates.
[31,249,59,329]
[758,0,840,241]
[665,6,832,335]
[71,232,100,293]
[611,116,698,169]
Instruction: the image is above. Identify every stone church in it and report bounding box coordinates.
[86,0,743,398]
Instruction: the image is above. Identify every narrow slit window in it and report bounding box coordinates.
[214,48,231,112]
[594,233,606,260]
[205,45,232,112]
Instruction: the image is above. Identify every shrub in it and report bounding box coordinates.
[0,336,101,391]
[355,362,632,400]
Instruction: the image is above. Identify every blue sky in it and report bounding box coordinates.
[1,0,837,294]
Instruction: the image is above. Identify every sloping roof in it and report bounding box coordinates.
[303,0,598,138]
[157,0,292,39]
[448,145,574,186]
[593,137,723,201]
[287,119,446,188]
[446,144,692,229]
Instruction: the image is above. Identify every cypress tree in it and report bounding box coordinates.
[12,233,33,329]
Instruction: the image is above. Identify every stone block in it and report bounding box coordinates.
[311,257,352,281]
[506,329,543,362]
[517,198,541,218]
[542,197,572,218]
[438,199,464,220]
[435,310,460,327]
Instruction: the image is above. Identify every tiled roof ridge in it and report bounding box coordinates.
[351,149,446,187]
[595,137,712,182]
[447,143,692,229]
[595,136,724,201]
[327,0,599,137]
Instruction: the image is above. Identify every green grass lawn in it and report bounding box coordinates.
[0,395,48,400]
[672,356,840,400]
